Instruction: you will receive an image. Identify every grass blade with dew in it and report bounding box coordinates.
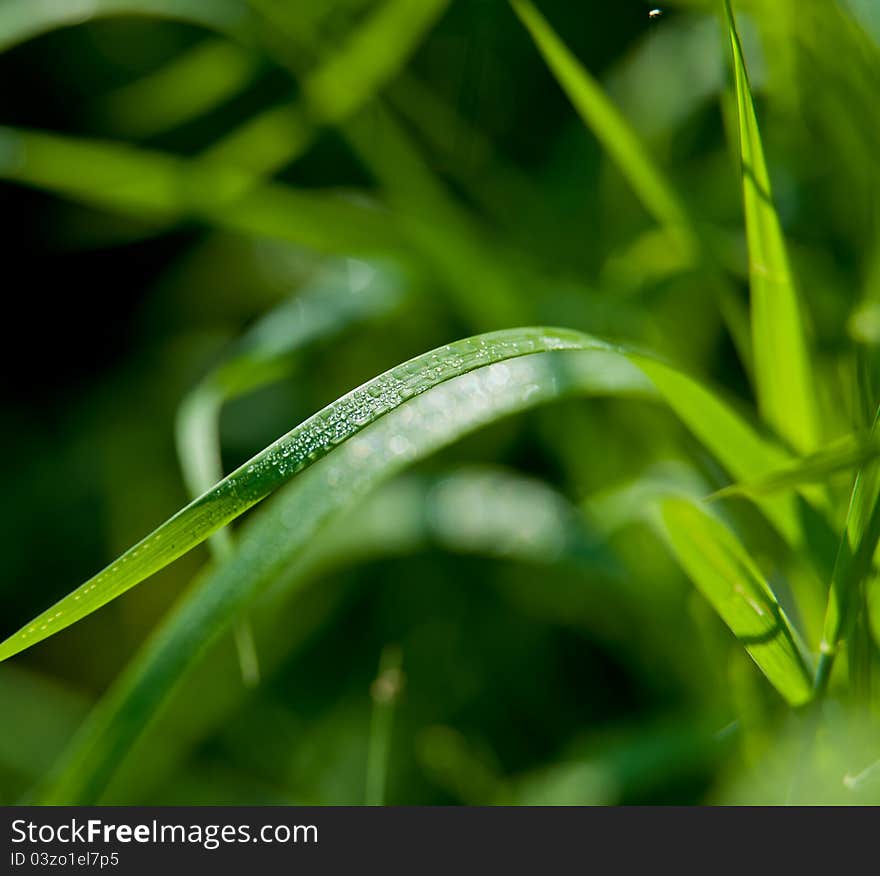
[0,0,251,54]
[177,258,407,501]
[37,340,647,801]
[509,0,697,262]
[723,0,820,454]
[176,258,407,685]
[3,326,813,670]
[365,645,404,806]
[661,498,813,706]
[814,408,880,695]
[31,343,815,802]
[0,127,403,256]
[0,328,611,665]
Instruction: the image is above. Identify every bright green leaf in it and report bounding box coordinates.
[510,0,697,261]
[712,435,880,500]
[0,328,802,668]
[723,0,819,453]
[661,498,813,706]
[815,410,880,693]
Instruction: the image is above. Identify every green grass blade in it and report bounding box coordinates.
[815,411,880,694]
[30,341,803,801]
[176,259,406,685]
[205,0,450,176]
[510,0,696,260]
[37,344,638,801]
[177,258,407,501]
[661,498,813,706]
[92,466,610,802]
[365,645,404,806]
[0,328,606,665]
[0,127,403,254]
[723,0,819,453]
[711,435,880,500]
[299,0,450,127]
[97,38,261,139]
[630,356,801,545]
[0,0,249,54]
[2,326,805,668]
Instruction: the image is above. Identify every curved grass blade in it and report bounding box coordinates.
[0,127,402,255]
[711,435,880,500]
[177,258,407,501]
[0,0,250,54]
[0,328,608,665]
[630,356,800,546]
[31,341,803,802]
[0,0,248,51]
[661,498,813,706]
[94,466,613,802]
[723,0,819,453]
[509,0,697,261]
[97,38,261,139]
[3,326,807,668]
[176,258,407,683]
[38,345,646,801]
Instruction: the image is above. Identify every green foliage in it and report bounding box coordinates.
[2,0,880,805]
[661,498,812,706]
[723,0,819,454]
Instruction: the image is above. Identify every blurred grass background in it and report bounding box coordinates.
[1,0,879,804]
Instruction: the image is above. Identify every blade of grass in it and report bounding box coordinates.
[661,498,813,706]
[31,338,807,802]
[815,409,880,695]
[508,0,755,373]
[711,435,880,500]
[0,328,607,665]
[723,0,819,453]
[365,645,404,806]
[204,0,450,176]
[630,356,800,546]
[0,126,403,255]
[0,0,251,54]
[177,258,406,500]
[98,466,613,802]
[176,258,406,684]
[2,327,807,667]
[97,38,262,139]
[36,343,643,801]
[509,0,697,261]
